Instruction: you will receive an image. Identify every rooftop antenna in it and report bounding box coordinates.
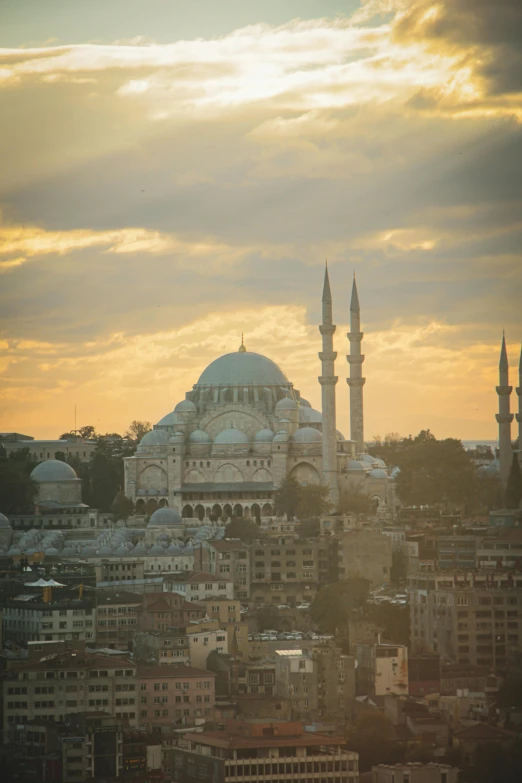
[239,333,246,352]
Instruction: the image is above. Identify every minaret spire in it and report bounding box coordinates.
[319,263,339,509]
[496,332,513,486]
[347,274,365,453]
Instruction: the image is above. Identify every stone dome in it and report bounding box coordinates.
[8,547,22,556]
[275,396,297,412]
[0,512,11,528]
[336,430,345,440]
[31,460,78,482]
[133,542,148,555]
[166,543,183,555]
[81,546,98,556]
[174,399,197,413]
[368,468,387,479]
[189,429,211,444]
[293,427,323,443]
[98,546,113,555]
[372,457,387,468]
[214,427,249,445]
[149,544,165,556]
[197,350,288,388]
[299,406,322,424]
[139,429,170,446]
[273,430,289,442]
[62,546,76,556]
[113,545,128,556]
[148,507,182,527]
[255,428,275,443]
[347,460,367,471]
[45,547,60,555]
[157,411,178,426]
[299,397,312,407]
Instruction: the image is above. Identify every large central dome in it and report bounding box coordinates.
[196,350,289,388]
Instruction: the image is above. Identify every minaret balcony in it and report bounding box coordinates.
[319,376,338,386]
[496,385,513,395]
[347,331,364,342]
[516,386,522,396]
[346,354,365,364]
[496,413,514,423]
[347,378,365,387]
[319,324,336,336]
[319,351,337,362]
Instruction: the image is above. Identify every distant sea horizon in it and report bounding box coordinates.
[462,439,498,450]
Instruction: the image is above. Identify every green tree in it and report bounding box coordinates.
[296,483,331,519]
[112,492,135,522]
[224,517,261,542]
[0,449,37,514]
[274,476,301,519]
[345,711,402,771]
[310,578,369,634]
[365,602,410,646]
[90,451,122,511]
[506,454,522,509]
[339,488,373,514]
[125,420,152,442]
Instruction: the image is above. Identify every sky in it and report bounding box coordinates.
[1,0,521,442]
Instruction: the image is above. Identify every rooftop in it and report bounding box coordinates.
[137,665,215,679]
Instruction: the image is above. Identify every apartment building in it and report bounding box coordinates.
[138,593,206,632]
[3,593,96,645]
[164,571,234,602]
[95,590,142,649]
[2,650,138,733]
[313,643,356,720]
[137,665,215,730]
[186,621,229,668]
[477,529,522,570]
[94,558,145,584]
[274,650,318,721]
[337,529,393,587]
[201,597,242,624]
[250,540,329,607]
[244,661,276,695]
[134,629,191,665]
[203,539,251,600]
[357,641,409,699]
[171,719,359,783]
[372,763,458,783]
[437,536,479,570]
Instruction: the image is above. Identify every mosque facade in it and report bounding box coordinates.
[124,271,396,521]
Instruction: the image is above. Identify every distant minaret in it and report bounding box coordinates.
[516,345,522,460]
[496,333,513,486]
[319,264,339,508]
[346,275,365,453]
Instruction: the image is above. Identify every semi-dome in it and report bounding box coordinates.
[293,427,322,443]
[197,350,288,388]
[372,457,387,468]
[31,459,78,482]
[157,411,178,426]
[299,406,322,424]
[214,427,249,445]
[275,396,297,412]
[255,428,275,443]
[139,429,170,446]
[189,429,211,444]
[0,512,11,528]
[273,430,289,442]
[174,399,197,413]
[368,468,387,479]
[148,507,182,527]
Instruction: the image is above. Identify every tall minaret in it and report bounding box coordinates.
[496,332,513,486]
[516,345,522,456]
[319,264,339,508]
[346,275,365,454]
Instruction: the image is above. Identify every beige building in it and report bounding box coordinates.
[0,433,96,463]
[372,763,458,783]
[250,539,331,607]
[275,650,318,721]
[337,529,393,586]
[95,590,142,649]
[357,641,409,699]
[203,539,251,601]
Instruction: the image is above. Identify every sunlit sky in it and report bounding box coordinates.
[1,0,521,442]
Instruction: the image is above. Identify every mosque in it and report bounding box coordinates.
[123,270,396,521]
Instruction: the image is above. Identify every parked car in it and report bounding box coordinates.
[278,604,291,610]
[297,602,310,610]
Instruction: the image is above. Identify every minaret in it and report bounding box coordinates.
[319,264,339,508]
[516,345,522,460]
[346,275,365,453]
[496,332,513,486]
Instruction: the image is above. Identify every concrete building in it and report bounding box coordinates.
[200,597,242,624]
[3,590,96,645]
[313,643,356,721]
[186,624,229,668]
[138,593,206,633]
[357,641,409,699]
[134,629,191,666]
[0,434,96,463]
[437,536,478,570]
[337,529,393,587]
[275,650,318,721]
[95,590,142,649]
[171,719,359,783]
[164,570,234,602]
[137,665,215,730]
[2,650,138,732]
[372,763,458,783]
[202,539,251,601]
[250,538,331,607]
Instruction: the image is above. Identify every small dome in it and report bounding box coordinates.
[81,546,98,556]
[113,545,128,556]
[183,544,194,555]
[368,468,387,479]
[214,427,249,445]
[275,396,297,412]
[336,430,345,441]
[293,427,322,443]
[133,542,148,555]
[31,460,78,482]
[8,547,22,556]
[148,544,165,556]
[139,429,170,446]
[157,411,178,426]
[0,512,11,528]
[62,546,76,556]
[149,507,183,527]
[166,544,183,555]
[299,407,322,424]
[347,460,366,471]
[359,454,375,464]
[189,429,211,444]
[174,399,197,413]
[99,546,113,555]
[45,547,60,555]
[273,430,289,442]
[255,428,275,443]
[372,457,387,468]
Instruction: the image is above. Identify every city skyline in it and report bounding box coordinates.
[1,0,521,441]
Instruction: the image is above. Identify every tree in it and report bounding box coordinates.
[296,483,331,519]
[339,488,373,514]
[90,451,123,511]
[224,517,261,542]
[506,454,522,509]
[112,492,134,522]
[364,602,410,646]
[310,578,370,634]
[0,449,38,514]
[274,476,301,519]
[125,420,152,442]
[345,711,402,771]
